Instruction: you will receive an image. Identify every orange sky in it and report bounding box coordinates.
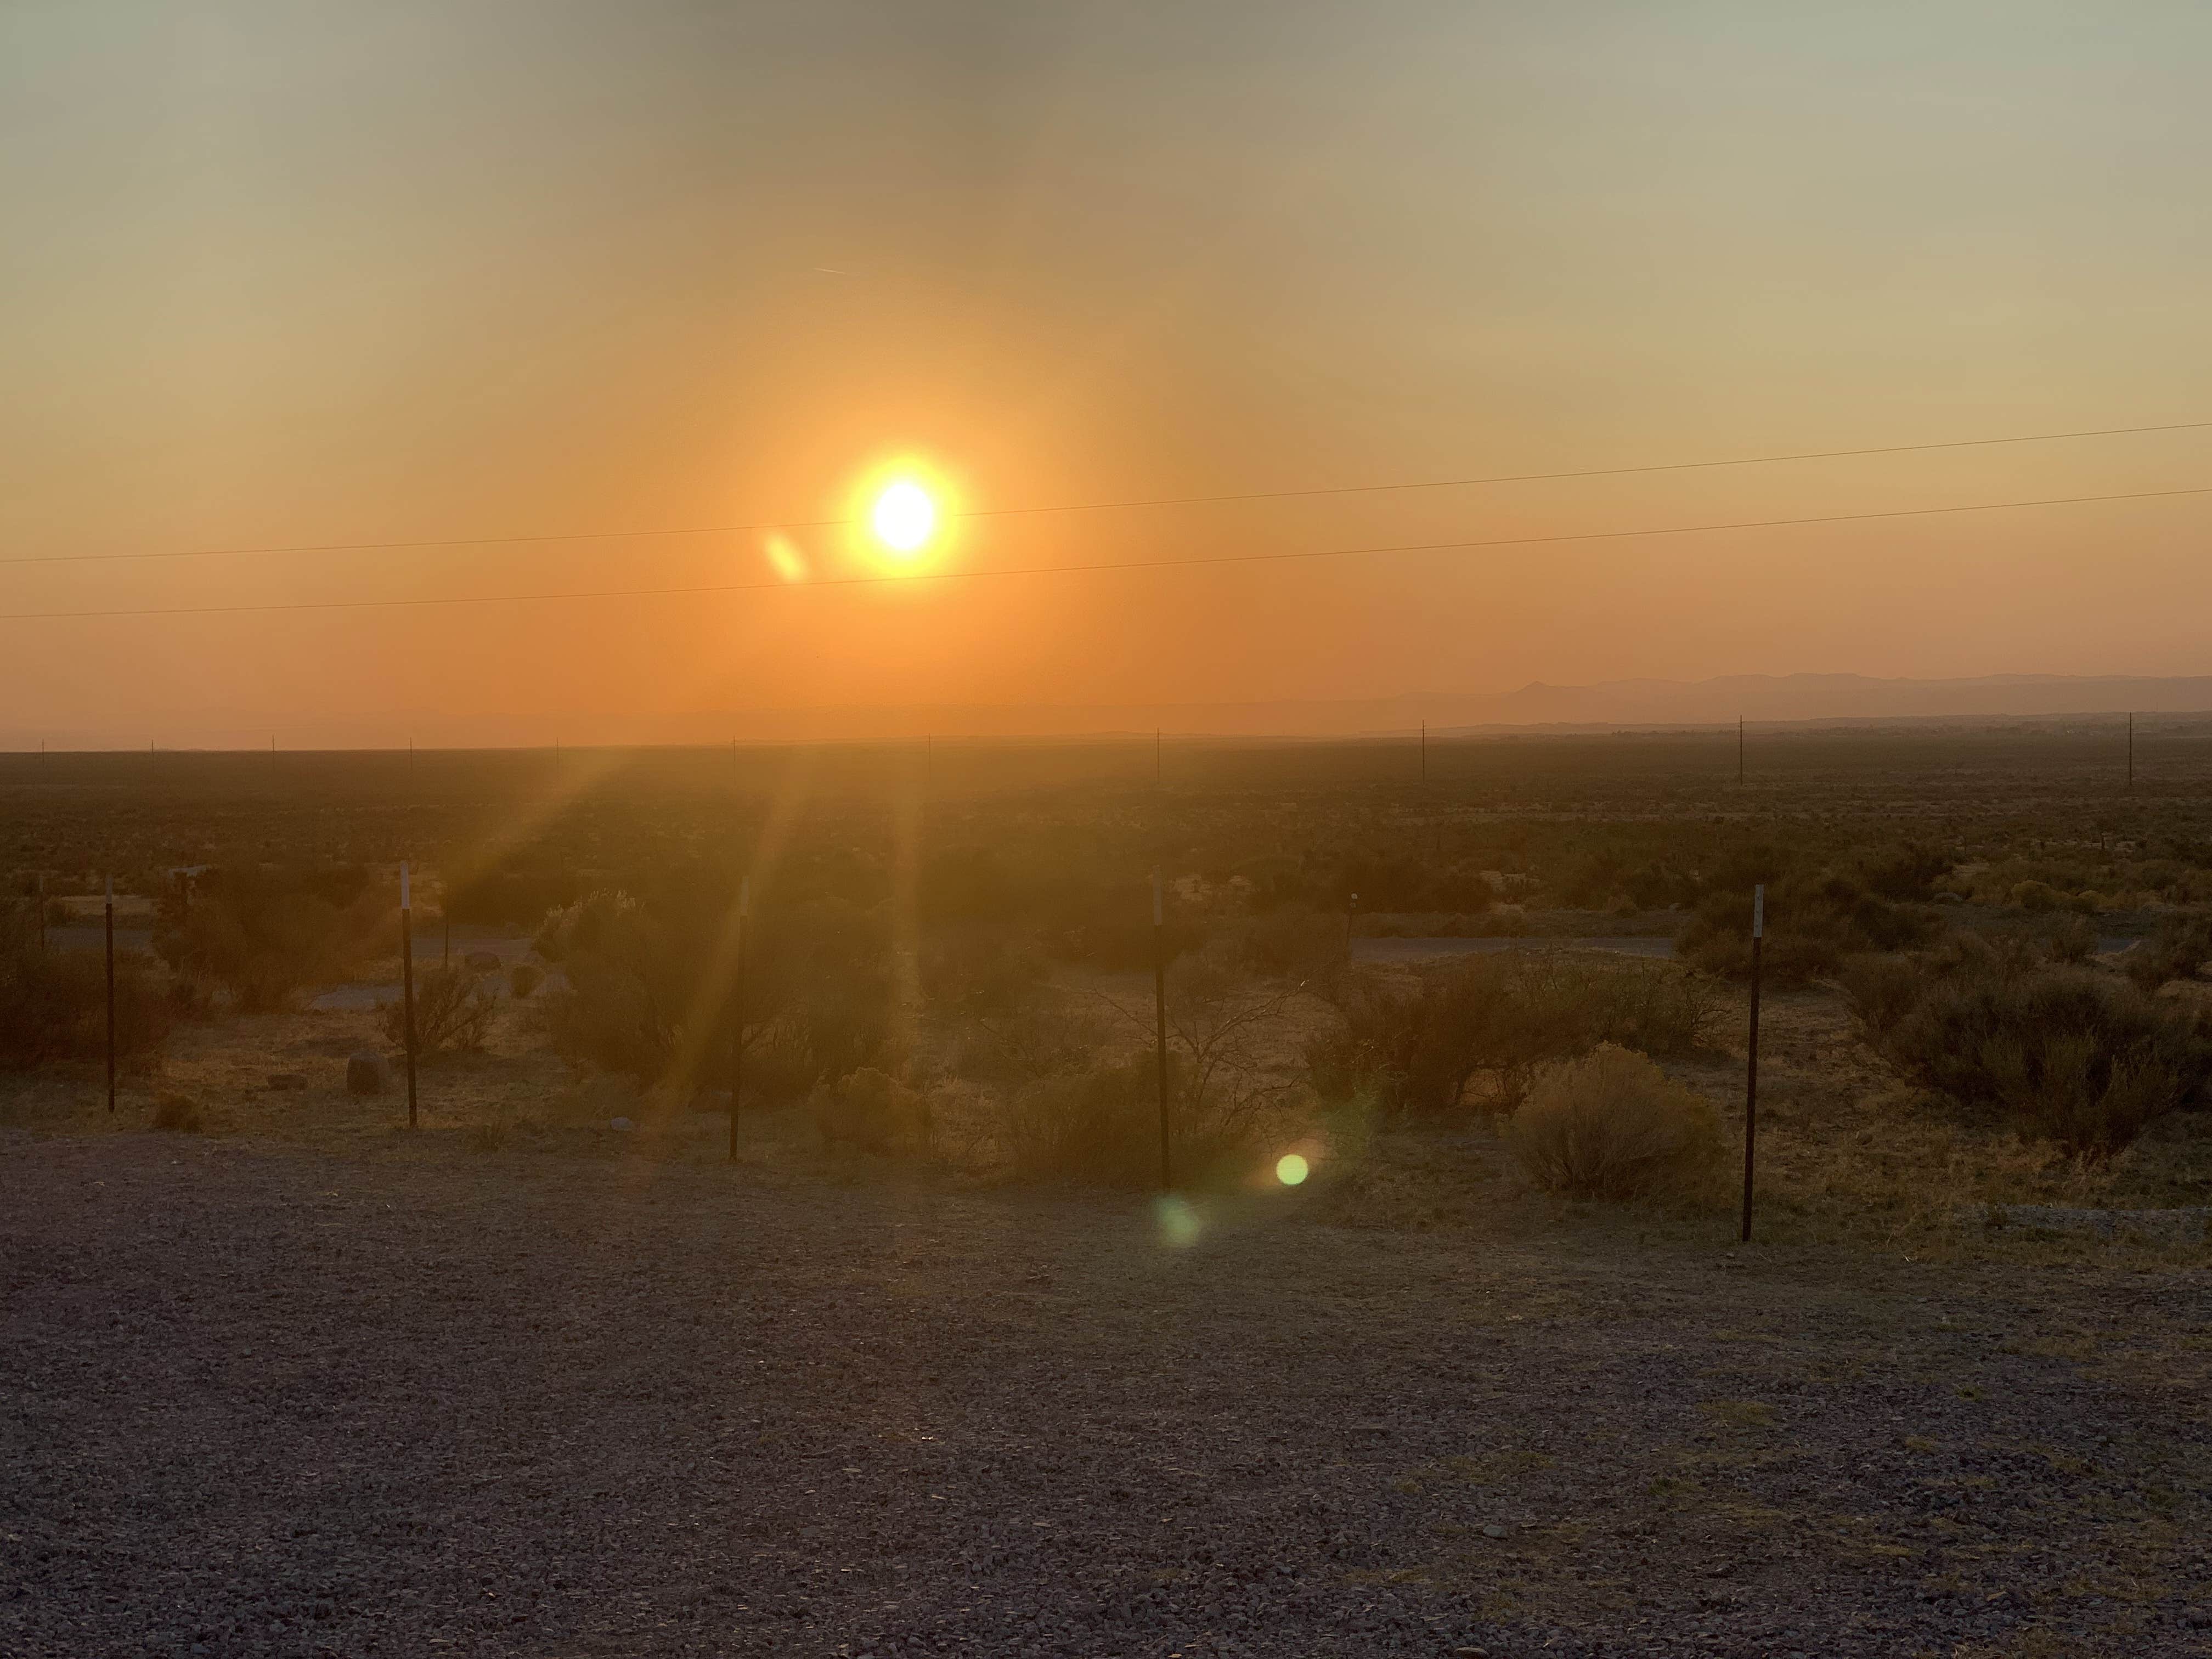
[6,3,2212,746]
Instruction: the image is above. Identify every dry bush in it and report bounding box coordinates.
[537,889,890,1098]
[923,929,1047,1018]
[0,945,172,1068]
[1000,1054,1263,1190]
[1843,938,2212,1157]
[507,961,543,998]
[151,1093,203,1133]
[809,1066,933,1156]
[153,864,383,1012]
[2121,915,2212,992]
[953,997,1110,1090]
[1228,904,1349,984]
[1676,871,1932,986]
[1505,1044,1723,1201]
[382,962,497,1058]
[2040,915,2100,966]
[1307,952,1717,1118]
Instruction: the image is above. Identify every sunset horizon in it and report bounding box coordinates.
[9,8,2212,1658]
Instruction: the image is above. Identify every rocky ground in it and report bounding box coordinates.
[3,1131,2209,1658]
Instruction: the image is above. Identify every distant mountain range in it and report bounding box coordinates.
[1400,673,2212,735]
[703,673,2212,740]
[13,674,2212,749]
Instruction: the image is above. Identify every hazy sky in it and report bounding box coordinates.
[6,2,2211,744]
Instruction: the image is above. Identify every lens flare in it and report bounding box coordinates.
[869,479,938,556]
[763,532,808,583]
[1153,1193,1201,1248]
[1276,1153,1310,1186]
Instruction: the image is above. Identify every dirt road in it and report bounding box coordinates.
[3,1133,2206,1657]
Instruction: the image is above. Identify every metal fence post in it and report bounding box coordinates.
[104,874,115,1114]
[1739,883,1764,1243]
[729,877,748,1163]
[400,862,419,1129]
[1153,869,1171,1193]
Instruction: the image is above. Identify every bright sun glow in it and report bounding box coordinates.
[869,479,939,556]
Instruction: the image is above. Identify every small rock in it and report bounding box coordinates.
[610,1116,634,1132]
[1481,1524,1506,1539]
[266,1073,308,1091]
[345,1053,387,1095]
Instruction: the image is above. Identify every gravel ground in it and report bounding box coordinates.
[4,1133,2209,1658]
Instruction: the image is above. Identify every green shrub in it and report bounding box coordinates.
[383,962,497,1057]
[1842,938,2212,1156]
[1307,952,1718,1117]
[0,945,173,1068]
[1505,1045,1723,1201]
[507,961,544,999]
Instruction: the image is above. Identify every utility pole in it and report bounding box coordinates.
[1154,729,1161,787]
[1738,716,1745,787]
[1420,720,1427,787]
[2128,712,2135,792]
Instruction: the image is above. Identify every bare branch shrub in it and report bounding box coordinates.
[383,962,497,1058]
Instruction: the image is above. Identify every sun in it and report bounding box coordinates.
[868,478,939,557]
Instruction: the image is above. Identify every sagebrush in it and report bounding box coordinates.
[1307,952,1717,1117]
[1505,1044,1723,1201]
[1842,936,2212,1156]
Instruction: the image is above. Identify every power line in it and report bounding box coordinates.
[5,416,2209,571]
[3,479,2205,624]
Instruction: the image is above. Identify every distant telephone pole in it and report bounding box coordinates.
[2127,712,2135,792]
[1154,728,1161,786]
[1737,716,1745,787]
[1420,720,1427,786]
